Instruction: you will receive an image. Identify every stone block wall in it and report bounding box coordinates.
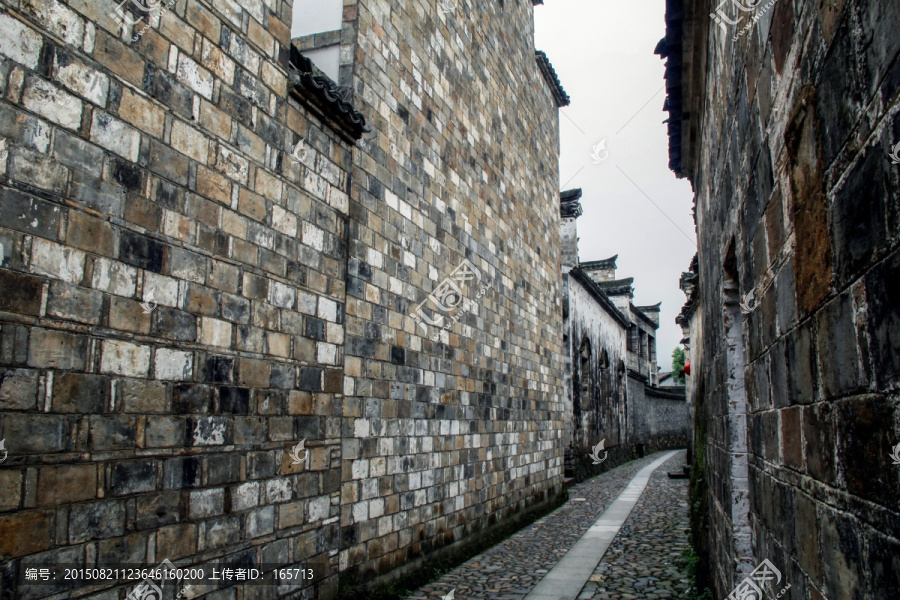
[563,273,628,451]
[0,0,352,594]
[644,387,688,440]
[663,0,900,598]
[562,266,687,483]
[0,0,565,597]
[340,0,566,586]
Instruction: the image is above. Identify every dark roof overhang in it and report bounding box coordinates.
[535,50,571,107]
[656,0,707,182]
[630,303,659,329]
[569,267,631,328]
[560,188,583,218]
[288,46,368,144]
[579,255,618,271]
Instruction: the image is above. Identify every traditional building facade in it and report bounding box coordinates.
[560,189,687,482]
[661,0,900,598]
[0,0,571,597]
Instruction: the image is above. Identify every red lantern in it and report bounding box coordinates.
[684,361,691,376]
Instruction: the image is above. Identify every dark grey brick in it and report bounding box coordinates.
[816,292,862,399]
[91,415,137,451]
[0,188,63,240]
[69,501,126,543]
[119,230,165,272]
[153,307,197,342]
[207,454,241,485]
[304,316,326,341]
[247,452,275,480]
[866,249,900,388]
[218,387,250,414]
[69,169,124,217]
[163,456,202,489]
[108,461,157,496]
[173,383,214,414]
[297,367,322,392]
[135,491,181,529]
[47,281,103,324]
[270,363,295,389]
[53,129,104,178]
[205,356,234,384]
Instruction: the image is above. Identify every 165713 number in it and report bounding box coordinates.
[276,568,313,580]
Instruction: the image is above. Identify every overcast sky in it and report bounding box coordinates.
[534,0,697,371]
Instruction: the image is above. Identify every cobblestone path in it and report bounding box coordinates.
[579,452,690,600]
[406,451,689,600]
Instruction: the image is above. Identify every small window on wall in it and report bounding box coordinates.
[291,0,343,81]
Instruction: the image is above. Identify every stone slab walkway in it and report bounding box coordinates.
[405,450,690,600]
[579,452,690,600]
[524,451,679,600]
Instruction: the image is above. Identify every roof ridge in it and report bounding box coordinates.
[535,50,571,107]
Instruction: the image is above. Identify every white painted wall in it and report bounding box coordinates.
[291,0,342,38]
[305,46,341,81]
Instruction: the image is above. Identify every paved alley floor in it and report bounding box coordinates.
[406,450,690,600]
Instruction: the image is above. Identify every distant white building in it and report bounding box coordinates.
[560,189,688,481]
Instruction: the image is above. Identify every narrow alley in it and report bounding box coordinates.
[0,0,898,598]
[409,452,690,600]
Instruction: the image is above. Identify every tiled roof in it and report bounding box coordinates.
[597,277,634,296]
[580,255,618,271]
[288,46,369,144]
[630,303,659,328]
[655,0,685,177]
[569,268,630,328]
[560,188,583,218]
[535,50,571,107]
[635,302,662,312]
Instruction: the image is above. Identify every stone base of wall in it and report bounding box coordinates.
[335,483,567,599]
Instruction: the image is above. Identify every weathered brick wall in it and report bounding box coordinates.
[625,374,649,443]
[562,265,687,482]
[564,274,627,451]
[644,387,688,440]
[339,0,566,586]
[0,0,565,597]
[0,0,353,594]
[667,0,900,598]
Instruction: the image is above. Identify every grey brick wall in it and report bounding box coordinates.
[340,0,566,585]
[665,0,900,598]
